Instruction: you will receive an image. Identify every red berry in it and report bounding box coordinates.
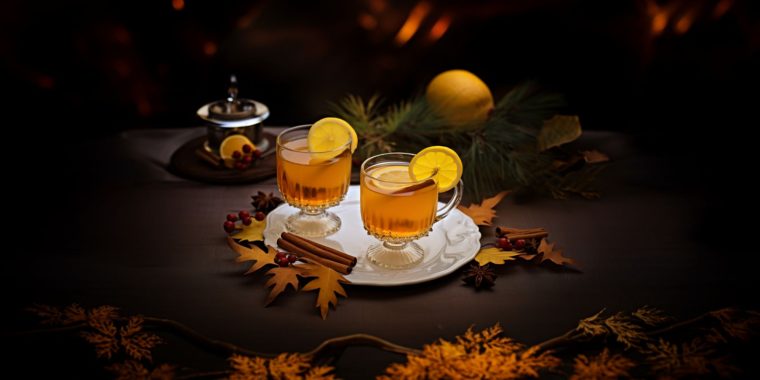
[513,239,526,249]
[277,257,290,267]
[254,211,266,221]
[238,210,251,219]
[232,151,242,159]
[226,213,238,222]
[253,149,262,158]
[242,144,253,154]
[287,254,297,263]
[497,237,512,250]
[275,251,287,260]
[241,217,252,226]
[223,220,235,233]
[242,155,253,164]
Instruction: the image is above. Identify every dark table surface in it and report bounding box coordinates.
[4,127,758,378]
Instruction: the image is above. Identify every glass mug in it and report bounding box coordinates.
[360,153,463,268]
[276,125,352,237]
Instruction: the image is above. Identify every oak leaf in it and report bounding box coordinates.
[231,219,266,242]
[228,237,276,274]
[474,247,520,266]
[300,262,350,319]
[264,266,303,306]
[457,191,509,226]
[538,238,576,266]
[537,115,582,152]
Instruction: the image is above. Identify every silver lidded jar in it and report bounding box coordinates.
[197,75,270,154]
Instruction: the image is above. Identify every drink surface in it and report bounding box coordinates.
[277,138,351,209]
[360,163,438,240]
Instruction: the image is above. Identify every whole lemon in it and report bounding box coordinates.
[425,70,494,128]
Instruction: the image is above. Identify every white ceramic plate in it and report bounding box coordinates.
[264,186,481,286]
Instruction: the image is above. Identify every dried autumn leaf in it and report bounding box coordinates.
[231,219,266,242]
[570,348,635,380]
[63,304,87,324]
[537,115,582,152]
[228,237,276,275]
[81,318,119,359]
[120,316,162,361]
[474,247,520,266]
[264,266,303,306]
[576,309,608,337]
[230,354,268,379]
[457,191,509,226]
[538,238,576,266]
[300,262,350,319]
[633,305,671,326]
[304,366,337,380]
[582,150,610,164]
[89,305,119,324]
[268,353,311,379]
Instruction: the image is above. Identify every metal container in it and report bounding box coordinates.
[197,75,270,153]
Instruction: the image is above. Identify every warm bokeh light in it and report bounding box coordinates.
[203,41,217,56]
[394,1,431,46]
[713,0,733,18]
[675,12,694,34]
[171,0,184,11]
[427,14,451,43]
[359,13,378,30]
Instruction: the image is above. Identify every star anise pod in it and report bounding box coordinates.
[251,191,284,213]
[463,263,496,289]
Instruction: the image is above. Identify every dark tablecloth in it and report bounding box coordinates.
[4,127,757,378]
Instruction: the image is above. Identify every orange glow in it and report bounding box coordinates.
[172,0,184,11]
[713,0,733,18]
[358,13,378,30]
[675,13,694,34]
[427,14,451,43]
[237,6,263,29]
[394,1,431,46]
[369,0,386,13]
[651,12,668,35]
[203,41,217,56]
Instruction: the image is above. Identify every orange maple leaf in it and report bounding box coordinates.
[457,191,509,226]
[537,238,576,266]
[264,266,303,306]
[300,262,350,319]
[228,237,277,274]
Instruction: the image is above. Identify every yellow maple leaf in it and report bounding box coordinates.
[457,191,509,226]
[300,262,350,319]
[264,266,303,306]
[475,247,520,266]
[227,237,276,274]
[231,219,266,242]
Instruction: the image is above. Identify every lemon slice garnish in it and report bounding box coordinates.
[219,134,255,168]
[307,117,357,162]
[409,146,463,192]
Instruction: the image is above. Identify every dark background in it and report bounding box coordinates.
[3,0,760,378]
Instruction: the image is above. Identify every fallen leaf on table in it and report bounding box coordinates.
[264,266,303,306]
[582,150,610,164]
[537,115,582,152]
[457,191,509,226]
[227,237,276,274]
[300,262,350,319]
[537,238,576,266]
[475,247,520,266]
[231,219,266,242]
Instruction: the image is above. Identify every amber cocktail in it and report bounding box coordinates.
[276,125,352,237]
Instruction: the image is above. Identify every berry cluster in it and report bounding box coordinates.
[496,237,527,251]
[223,209,266,233]
[275,251,298,267]
[231,144,262,171]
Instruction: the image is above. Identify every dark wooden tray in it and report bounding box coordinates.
[169,133,277,185]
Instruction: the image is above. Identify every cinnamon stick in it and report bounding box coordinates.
[495,226,546,236]
[391,179,436,195]
[277,238,352,275]
[504,231,549,240]
[281,232,357,267]
[195,149,223,167]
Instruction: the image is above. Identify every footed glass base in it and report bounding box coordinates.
[285,210,341,237]
[367,241,424,269]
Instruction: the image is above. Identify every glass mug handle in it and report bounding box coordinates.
[435,179,463,222]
